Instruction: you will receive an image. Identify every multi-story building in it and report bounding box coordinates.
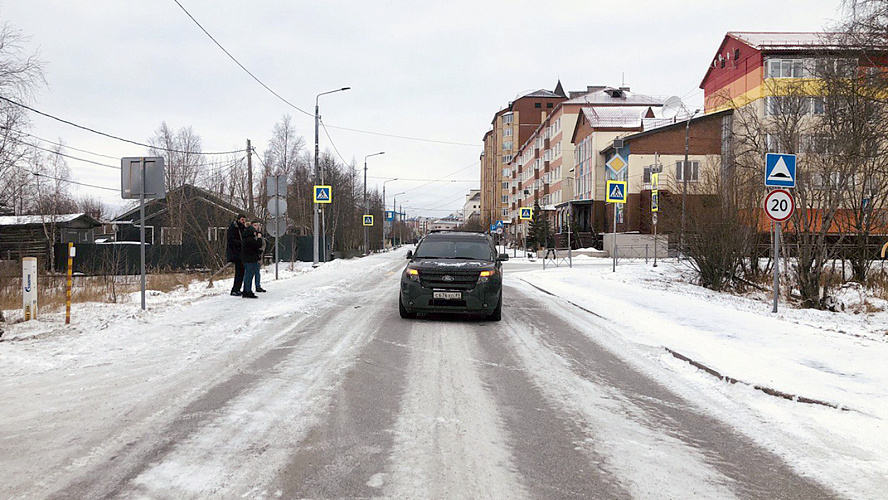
[480,83,567,230]
[463,189,481,220]
[508,86,664,245]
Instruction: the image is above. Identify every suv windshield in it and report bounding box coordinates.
[414,239,493,260]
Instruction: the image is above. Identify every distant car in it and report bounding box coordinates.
[399,231,508,321]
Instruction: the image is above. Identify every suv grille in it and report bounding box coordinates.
[420,271,480,290]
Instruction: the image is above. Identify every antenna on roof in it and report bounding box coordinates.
[661,96,683,119]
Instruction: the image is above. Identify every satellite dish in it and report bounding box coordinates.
[661,96,683,119]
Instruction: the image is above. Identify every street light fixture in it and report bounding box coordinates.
[382,178,398,249]
[313,86,350,266]
[364,151,385,255]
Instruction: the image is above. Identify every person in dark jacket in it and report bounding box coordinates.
[250,220,267,293]
[226,214,247,296]
[240,222,263,298]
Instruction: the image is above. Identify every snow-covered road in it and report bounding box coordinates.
[0,250,877,499]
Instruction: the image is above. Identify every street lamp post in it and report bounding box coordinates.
[392,192,406,248]
[364,151,385,255]
[313,86,350,266]
[382,179,398,250]
[680,108,700,259]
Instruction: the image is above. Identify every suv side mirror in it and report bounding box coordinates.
[497,253,509,262]
[406,250,413,259]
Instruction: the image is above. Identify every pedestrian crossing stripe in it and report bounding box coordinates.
[519,207,533,220]
[314,185,332,203]
[606,180,628,203]
[363,215,374,226]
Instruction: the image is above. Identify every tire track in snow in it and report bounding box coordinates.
[384,318,527,499]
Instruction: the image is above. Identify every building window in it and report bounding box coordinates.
[547,102,553,108]
[503,112,513,124]
[503,141,512,151]
[207,226,226,241]
[767,58,808,78]
[503,128,512,137]
[503,168,511,177]
[161,226,183,245]
[502,195,509,203]
[503,154,513,163]
[675,161,700,182]
[535,102,542,108]
[502,208,509,217]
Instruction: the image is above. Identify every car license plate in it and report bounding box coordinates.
[433,291,461,300]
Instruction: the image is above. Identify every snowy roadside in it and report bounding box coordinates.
[506,256,888,496]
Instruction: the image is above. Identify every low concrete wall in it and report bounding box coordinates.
[601,233,668,259]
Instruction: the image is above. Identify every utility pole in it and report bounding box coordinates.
[247,139,254,214]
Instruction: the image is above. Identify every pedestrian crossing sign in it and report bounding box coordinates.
[363,215,374,226]
[606,180,628,203]
[314,185,332,203]
[519,207,533,220]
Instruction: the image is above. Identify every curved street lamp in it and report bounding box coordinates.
[363,151,385,255]
[313,86,350,266]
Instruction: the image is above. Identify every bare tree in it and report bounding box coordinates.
[0,21,45,213]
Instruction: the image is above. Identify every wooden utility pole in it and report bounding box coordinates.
[247,139,254,213]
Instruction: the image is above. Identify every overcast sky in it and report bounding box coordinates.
[2,0,844,217]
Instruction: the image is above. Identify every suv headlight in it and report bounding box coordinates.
[405,267,420,281]
[478,269,495,283]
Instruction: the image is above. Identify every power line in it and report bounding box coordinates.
[319,117,352,166]
[33,172,118,192]
[368,176,476,183]
[322,124,478,147]
[170,0,477,149]
[171,0,314,118]
[15,165,119,192]
[0,96,244,155]
[13,130,119,159]
[19,139,121,170]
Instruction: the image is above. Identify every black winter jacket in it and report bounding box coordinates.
[226,220,245,262]
[241,227,263,264]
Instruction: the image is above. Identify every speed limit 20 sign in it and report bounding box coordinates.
[764,189,795,222]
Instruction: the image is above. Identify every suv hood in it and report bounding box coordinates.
[409,259,492,270]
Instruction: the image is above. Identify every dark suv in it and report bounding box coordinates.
[399,231,508,321]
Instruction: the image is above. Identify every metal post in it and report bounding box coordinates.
[612,203,618,272]
[247,139,253,213]
[382,183,386,250]
[653,221,658,267]
[773,222,780,313]
[139,157,146,310]
[275,193,280,280]
[313,100,320,266]
[363,158,368,255]
[681,117,690,259]
[65,242,73,325]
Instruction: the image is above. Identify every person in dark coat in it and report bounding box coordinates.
[240,222,263,298]
[226,214,247,296]
[250,220,267,293]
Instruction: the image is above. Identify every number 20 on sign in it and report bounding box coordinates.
[765,189,794,222]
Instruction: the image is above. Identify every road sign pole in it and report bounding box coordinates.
[773,222,780,313]
[653,219,658,268]
[275,193,280,280]
[612,204,618,272]
[139,157,146,311]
